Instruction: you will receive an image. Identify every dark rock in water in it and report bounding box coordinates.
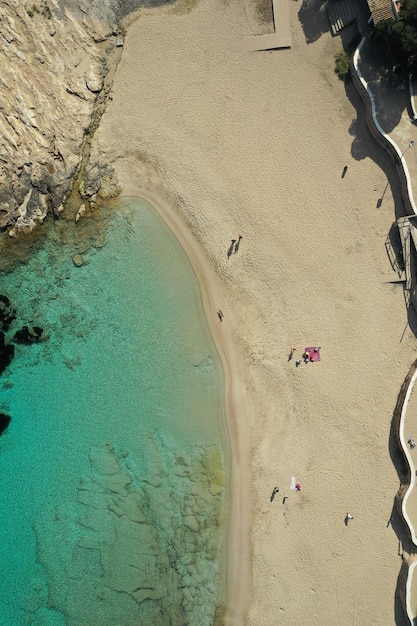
[13,325,44,345]
[0,332,14,374]
[0,295,16,331]
[0,413,11,436]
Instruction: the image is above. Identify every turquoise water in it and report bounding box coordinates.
[0,199,229,625]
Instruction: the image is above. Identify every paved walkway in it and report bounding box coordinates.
[404,379,417,613]
[396,364,417,624]
[401,378,417,541]
[356,40,417,212]
[354,39,417,625]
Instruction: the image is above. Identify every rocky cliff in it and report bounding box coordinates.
[0,0,161,237]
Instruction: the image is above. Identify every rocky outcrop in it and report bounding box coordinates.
[0,295,16,331]
[12,325,44,344]
[0,0,121,236]
[0,332,14,375]
[0,293,46,374]
[0,413,11,436]
[0,0,179,239]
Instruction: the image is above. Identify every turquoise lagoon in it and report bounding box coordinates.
[0,199,229,625]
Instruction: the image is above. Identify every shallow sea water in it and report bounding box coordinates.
[0,198,229,625]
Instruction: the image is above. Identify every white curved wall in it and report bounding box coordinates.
[353,39,417,216]
[352,41,417,624]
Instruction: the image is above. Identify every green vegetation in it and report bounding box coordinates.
[334,29,361,82]
[335,50,351,81]
[26,2,52,19]
[41,3,52,19]
[26,4,38,17]
[371,0,417,76]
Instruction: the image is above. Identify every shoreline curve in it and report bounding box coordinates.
[117,186,250,625]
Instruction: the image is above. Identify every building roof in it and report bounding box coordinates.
[367,0,396,23]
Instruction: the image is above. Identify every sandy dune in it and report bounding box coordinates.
[90,0,417,623]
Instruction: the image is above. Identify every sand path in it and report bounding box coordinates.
[90,0,417,623]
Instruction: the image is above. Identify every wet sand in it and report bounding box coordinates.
[90,0,417,623]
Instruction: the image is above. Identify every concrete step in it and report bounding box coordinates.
[326,0,356,34]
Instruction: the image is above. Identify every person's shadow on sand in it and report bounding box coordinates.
[227,240,236,258]
[234,235,242,254]
[270,487,279,502]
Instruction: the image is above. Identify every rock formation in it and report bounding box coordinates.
[0,293,46,374]
[0,0,177,239]
[0,332,14,375]
[0,413,11,436]
[12,325,45,344]
[0,0,119,236]
[0,295,16,331]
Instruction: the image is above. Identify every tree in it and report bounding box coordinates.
[371,0,417,75]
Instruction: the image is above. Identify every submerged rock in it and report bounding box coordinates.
[72,253,84,267]
[13,325,44,345]
[0,295,16,331]
[0,332,14,374]
[0,413,11,436]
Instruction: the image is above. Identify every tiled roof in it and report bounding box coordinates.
[367,0,396,23]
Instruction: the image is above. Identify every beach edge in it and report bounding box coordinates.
[116,182,251,625]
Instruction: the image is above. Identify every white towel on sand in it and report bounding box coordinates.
[290,476,296,490]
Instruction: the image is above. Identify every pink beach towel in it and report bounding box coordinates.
[304,347,321,362]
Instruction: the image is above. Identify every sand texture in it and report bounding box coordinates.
[89,0,417,623]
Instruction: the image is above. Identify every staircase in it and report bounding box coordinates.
[326,0,357,35]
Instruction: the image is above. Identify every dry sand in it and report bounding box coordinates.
[91,0,417,623]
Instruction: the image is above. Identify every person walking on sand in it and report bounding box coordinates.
[295,358,301,367]
[408,438,416,449]
[217,310,224,322]
[288,347,296,362]
[345,513,353,525]
[283,494,288,504]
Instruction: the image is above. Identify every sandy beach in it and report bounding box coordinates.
[90,0,417,622]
